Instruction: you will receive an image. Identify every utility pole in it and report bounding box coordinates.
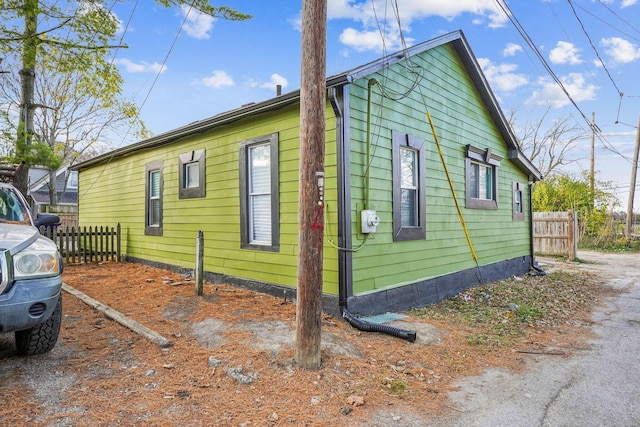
[626,115,640,241]
[295,0,327,370]
[590,112,595,206]
[15,0,39,195]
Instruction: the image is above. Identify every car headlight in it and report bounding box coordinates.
[14,251,59,277]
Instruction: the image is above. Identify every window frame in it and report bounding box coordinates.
[178,149,205,199]
[239,133,279,251]
[392,130,426,241]
[465,145,502,210]
[66,170,78,190]
[512,181,525,221]
[145,160,163,236]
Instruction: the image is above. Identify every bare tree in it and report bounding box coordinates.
[1,0,250,195]
[509,107,587,178]
[0,47,145,204]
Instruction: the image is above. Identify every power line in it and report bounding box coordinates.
[566,0,623,98]
[80,4,192,196]
[595,0,640,39]
[493,1,636,166]
[493,1,592,126]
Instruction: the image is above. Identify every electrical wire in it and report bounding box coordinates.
[493,0,593,128]
[595,0,640,39]
[80,3,193,196]
[566,0,623,98]
[493,0,637,168]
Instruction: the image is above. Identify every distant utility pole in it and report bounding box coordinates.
[295,0,327,371]
[626,115,640,241]
[590,112,595,201]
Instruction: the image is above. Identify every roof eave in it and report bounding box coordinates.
[450,33,541,181]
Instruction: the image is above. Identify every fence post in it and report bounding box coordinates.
[99,226,104,262]
[195,230,204,296]
[116,223,121,262]
[568,209,576,261]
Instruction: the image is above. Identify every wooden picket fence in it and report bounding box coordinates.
[39,224,121,264]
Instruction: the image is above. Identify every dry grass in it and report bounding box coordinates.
[0,261,618,426]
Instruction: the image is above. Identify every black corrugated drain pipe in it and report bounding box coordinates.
[342,310,417,343]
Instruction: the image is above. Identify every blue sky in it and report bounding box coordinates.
[109,0,640,210]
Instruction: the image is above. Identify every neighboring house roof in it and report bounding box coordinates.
[29,166,78,205]
[73,30,541,181]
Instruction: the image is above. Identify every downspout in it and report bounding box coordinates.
[328,87,350,308]
[337,80,418,342]
[529,180,546,276]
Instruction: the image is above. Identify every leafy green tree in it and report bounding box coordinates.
[532,172,620,245]
[0,0,250,195]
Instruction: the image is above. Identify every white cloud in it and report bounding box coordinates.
[549,41,582,65]
[478,58,528,92]
[201,70,234,88]
[622,0,637,7]
[339,28,411,53]
[180,5,216,40]
[526,73,598,108]
[325,0,507,53]
[601,37,640,63]
[245,74,289,91]
[328,0,506,26]
[260,74,289,90]
[114,58,167,74]
[502,43,523,57]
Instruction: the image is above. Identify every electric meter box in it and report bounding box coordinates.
[361,210,380,233]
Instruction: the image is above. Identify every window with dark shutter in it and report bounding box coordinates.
[465,145,501,210]
[145,160,163,236]
[392,130,426,241]
[239,133,279,251]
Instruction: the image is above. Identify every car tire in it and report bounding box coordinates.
[15,295,62,356]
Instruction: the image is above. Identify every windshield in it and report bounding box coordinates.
[0,187,30,224]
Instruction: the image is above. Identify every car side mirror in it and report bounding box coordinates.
[34,213,61,227]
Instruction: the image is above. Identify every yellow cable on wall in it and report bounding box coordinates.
[426,111,478,264]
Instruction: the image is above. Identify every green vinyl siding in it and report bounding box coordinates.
[78,103,339,296]
[349,43,531,295]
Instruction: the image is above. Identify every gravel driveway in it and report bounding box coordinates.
[406,250,640,427]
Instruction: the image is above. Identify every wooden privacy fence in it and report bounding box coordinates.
[533,210,577,261]
[39,224,121,264]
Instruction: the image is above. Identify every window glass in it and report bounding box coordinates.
[0,188,28,223]
[470,162,493,200]
[514,190,522,213]
[185,162,199,188]
[249,144,271,244]
[67,171,78,189]
[400,147,418,227]
[149,170,160,226]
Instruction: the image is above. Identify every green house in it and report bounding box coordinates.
[74,31,541,316]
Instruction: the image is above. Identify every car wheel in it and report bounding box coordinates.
[15,295,62,356]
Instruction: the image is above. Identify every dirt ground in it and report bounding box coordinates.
[0,254,620,426]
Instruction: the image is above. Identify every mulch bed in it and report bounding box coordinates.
[0,261,609,426]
